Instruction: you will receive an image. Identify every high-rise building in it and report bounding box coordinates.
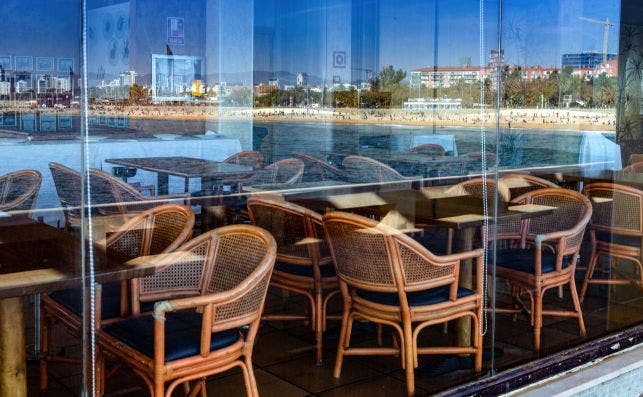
[119,70,138,86]
[0,81,10,96]
[562,52,617,69]
[37,75,52,93]
[488,49,505,90]
[296,72,308,88]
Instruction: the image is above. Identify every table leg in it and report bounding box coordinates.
[456,227,474,349]
[157,172,169,195]
[0,297,26,397]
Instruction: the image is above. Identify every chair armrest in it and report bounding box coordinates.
[435,248,484,264]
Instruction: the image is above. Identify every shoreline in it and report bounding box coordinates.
[0,105,617,134]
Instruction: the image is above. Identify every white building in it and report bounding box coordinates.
[15,80,30,93]
[54,77,71,92]
[37,75,52,93]
[296,72,308,87]
[268,78,279,89]
[403,97,462,110]
[0,81,10,96]
[119,70,137,86]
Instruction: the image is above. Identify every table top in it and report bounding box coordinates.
[293,189,555,230]
[0,220,162,299]
[105,156,254,178]
[243,179,350,194]
[551,169,643,188]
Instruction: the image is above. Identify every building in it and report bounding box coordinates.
[403,97,462,110]
[54,77,71,92]
[562,52,617,69]
[296,72,308,88]
[488,49,505,90]
[412,66,484,88]
[268,78,279,89]
[0,81,10,96]
[119,71,137,86]
[15,80,30,93]
[37,75,53,93]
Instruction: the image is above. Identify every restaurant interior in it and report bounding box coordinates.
[0,0,642,396]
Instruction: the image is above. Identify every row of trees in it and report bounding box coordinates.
[251,64,617,109]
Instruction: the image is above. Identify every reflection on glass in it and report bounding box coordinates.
[0,0,641,395]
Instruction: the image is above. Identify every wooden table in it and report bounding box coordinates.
[543,169,643,189]
[105,156,254,194]
[0,219,163,396]
[292,189,555,348]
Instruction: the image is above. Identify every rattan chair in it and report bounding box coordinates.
[494,188,592,352]
[223,150,264,168]
[342,155,412,187]
[247,195,339,365]
[0,169,42,218]
[579,183,643,302]
[293,152,346,182]
[89,168,189,216]
[499,173,559,200]
[622,161,643,173]
[323,211,484,396]
[244,158,304,185]
[97,224,277,397]
[409,143,446,156]
[628,154,643,165]
[40,204,195,393]
[439,178,510,254]
[49,162,83,229]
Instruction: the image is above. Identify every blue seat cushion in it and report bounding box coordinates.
[103,311,240,362]
[496,248,572,274]
[356,285,474,307]
[49,281,124,320]
[595,231,640,247]
[275,262,336,278]
[49,282,156,319]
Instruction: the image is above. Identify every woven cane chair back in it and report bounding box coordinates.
[515,188,592,253]
[342,155,409,184]
[323,211,399,292]
[89,168,146,215]
[105,204,195,307]
[583,183,643,237]
[323,211,459,294]
[293,152,345,181]
[410,143,446,156]
[0,169,42,216]
[203,224,277,331]
[49,162,82,227]
[499,173,559,199]
[224,150,264,168]
[250,158,304,185]
[247,196,330,264]
[623,161,643,173]
[446,177,510,202]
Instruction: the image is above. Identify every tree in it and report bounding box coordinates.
[128,84,148,105]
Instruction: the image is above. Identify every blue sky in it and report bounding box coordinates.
[0,0,622,81]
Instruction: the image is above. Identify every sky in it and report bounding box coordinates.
[0,0,623,82]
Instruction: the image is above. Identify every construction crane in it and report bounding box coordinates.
[579,16,615,63]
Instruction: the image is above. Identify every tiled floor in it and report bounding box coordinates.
[27,271,642,396]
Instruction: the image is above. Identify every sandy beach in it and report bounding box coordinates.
[0,103,617,133]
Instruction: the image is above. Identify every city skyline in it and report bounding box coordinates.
[0,0,622,87]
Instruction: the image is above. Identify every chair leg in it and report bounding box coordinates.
[376,324,383,346]
[569,278,586,337]
[533,288,543,353]
[314,290,324,366]
[244,357,259,397]
[39,308,49,393]
[333,309,350,378]
[580,249,599,303]
[473,315,482,373]
[403,321,415,396]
